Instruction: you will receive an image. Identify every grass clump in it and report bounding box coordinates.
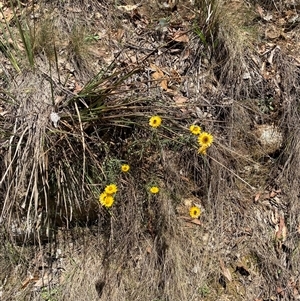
[0,0,300,300]
[193,0,221,48]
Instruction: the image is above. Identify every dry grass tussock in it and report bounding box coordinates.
[1,0,300,300]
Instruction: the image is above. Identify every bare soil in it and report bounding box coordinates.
[1,0,300,300]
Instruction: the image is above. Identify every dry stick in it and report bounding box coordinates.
[208,155,255,190]
[74,102,86,198]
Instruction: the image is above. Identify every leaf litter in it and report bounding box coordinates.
[0,0,300,300]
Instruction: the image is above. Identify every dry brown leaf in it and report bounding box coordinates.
[182,47,190,60]
[180,216,202,226]
[219,259,232,282]
[160,79,168,90]
[151,63,167,76]
[170,69,181,83]
[150,64,164,80]
[276,287,285,296]
[172,31,189,43]
[21,277,31,289]
[190,219,201,226]
[21,273,39,289]
[73,82,82,94]
[150,63,168,91]
[173,95,188,106]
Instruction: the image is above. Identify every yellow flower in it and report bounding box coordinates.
[105,184,118,194]
[189,206,201,219]
[99,192,114,208]
[149,116,162,128]
[99,192,106,204]
[189,125,201,135]
[121,164,130,173]
[198,132,213,147]
[198,145,208,155]
[150,186,159,194]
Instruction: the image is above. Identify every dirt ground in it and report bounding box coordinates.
[1,0,300,300]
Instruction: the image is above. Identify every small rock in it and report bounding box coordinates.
[254,124,283,155]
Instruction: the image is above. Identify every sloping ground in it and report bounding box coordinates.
[0,0,300,300]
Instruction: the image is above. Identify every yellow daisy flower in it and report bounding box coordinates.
[121,164,130,173]
[198,132,213,147]
[150,186,159,194]
[99,192,114,208]
[198,145,208,155]
[189,206,201,219]
[99,192,107,204]
[189,125,201,135]
[149,116,162,128]
[105,184,118,194]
